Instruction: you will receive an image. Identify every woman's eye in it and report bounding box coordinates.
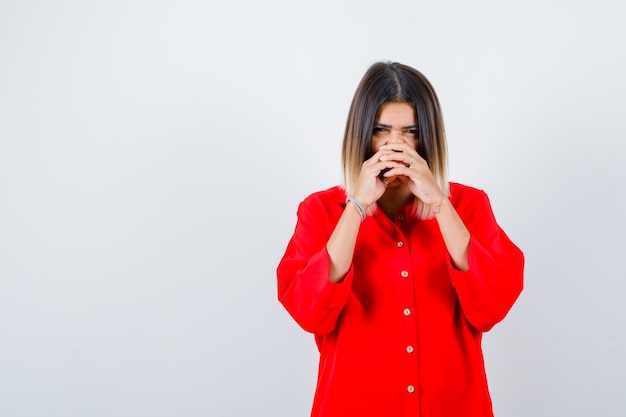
[373,127,386,133]
[406,129,418,135]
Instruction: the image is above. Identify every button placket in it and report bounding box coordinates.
[394,230,419,407]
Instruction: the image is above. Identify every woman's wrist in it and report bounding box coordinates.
[346,196,367,221]
[431,194,446,214]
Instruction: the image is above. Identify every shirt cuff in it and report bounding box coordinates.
[305,247,354,310]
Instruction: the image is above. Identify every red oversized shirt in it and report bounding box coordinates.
[277,183,524,417]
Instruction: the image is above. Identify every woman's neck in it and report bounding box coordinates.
[377,185,414,218]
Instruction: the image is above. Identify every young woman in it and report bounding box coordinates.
[277,61,524,417]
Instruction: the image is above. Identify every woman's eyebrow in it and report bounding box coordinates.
[374,123,418,129]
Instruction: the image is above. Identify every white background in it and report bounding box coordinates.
[1,1,624,416]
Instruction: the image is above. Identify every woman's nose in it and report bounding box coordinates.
[388,131,404,142]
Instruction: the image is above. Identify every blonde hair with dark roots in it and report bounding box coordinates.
[341,61,449,219]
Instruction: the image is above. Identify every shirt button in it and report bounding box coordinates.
[407,385,415,393]
[406,345,414,353]
[400,270,409,278]
[396,241,404,248]
[403,308,411,316]
[397,214,405,221]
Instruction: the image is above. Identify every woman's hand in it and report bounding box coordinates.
[378,143,444,206]
[352,150,405,208]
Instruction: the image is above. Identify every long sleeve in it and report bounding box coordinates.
[277,190,352,335]
[447,188,525,332]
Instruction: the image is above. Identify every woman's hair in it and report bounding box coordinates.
[341,61,449,219]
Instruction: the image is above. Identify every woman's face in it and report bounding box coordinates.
[371,101,418,150]
[370,101,418,186]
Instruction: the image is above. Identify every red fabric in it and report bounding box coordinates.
[277,183,524,417]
